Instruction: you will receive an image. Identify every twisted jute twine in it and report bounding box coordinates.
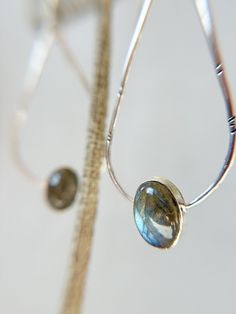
[61,0,111,313]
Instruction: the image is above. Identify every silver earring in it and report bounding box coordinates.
[106,0,236,249]
[11,0,90,210]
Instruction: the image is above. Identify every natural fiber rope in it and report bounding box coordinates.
[61,0,110,313]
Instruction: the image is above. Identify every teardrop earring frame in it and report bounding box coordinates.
[106,0,236,248]
[11,0,90,210]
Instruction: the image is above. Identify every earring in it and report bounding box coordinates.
[11,0,90,210]
[106,0,236,249]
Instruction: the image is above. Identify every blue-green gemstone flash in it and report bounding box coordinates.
[133,180,183,249]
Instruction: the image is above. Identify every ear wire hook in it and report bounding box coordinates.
[106,0,236,208]
[11,0,91,188]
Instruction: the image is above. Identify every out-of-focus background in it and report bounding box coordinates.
[0,1,236,313]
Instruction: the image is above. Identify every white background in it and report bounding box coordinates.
[0,1,236,313]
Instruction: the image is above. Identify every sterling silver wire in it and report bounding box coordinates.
[11,0,90,187]
[106,0,236,209]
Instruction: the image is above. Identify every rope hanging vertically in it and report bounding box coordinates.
[61,0,110,313]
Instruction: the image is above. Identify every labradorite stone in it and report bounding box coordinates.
[47,168,78,210]
[134,180,183,249]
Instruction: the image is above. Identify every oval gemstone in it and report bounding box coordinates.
[46,168,79,210]
[133,180,184,249]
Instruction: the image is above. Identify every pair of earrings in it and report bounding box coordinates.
[13,0,235,250]
[106,0,236,249]
[12,0,90,210]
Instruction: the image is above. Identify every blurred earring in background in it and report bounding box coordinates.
[11,0,91,210]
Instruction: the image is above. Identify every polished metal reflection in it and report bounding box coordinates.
[106,0,236,209]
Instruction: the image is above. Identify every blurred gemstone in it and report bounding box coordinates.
[134,180,183,249]
[47,168,78,210]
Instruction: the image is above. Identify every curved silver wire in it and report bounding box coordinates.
[11,1,90,187]
[11,29,54,187]
[106,0,236,208]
